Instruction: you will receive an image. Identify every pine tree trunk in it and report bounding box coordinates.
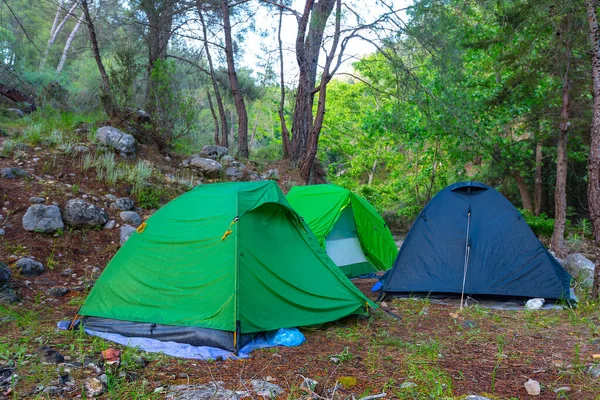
[551,15,572,258]
[81,0,118,119]
[221,0,249,158]
[56,12,83,75]
[196,3,229,148]
[534,142,543,216]
[278,3,291,159]
[512,172,534,212]
[207,90,220,146]
[585,0,600,298]
[40,0,77,70]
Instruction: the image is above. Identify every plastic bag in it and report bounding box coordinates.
[266,328,305,347]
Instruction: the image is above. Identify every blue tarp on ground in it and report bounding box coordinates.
[57,321,305,360]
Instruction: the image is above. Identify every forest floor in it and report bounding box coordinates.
[1,113,600,399]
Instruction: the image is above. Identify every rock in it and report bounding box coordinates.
[1,167,31,179]
[42,386,60,395]
[135,109,151,123]
[15,258,45,276]
[0,229,4,236]
[225,166,243,182]
[120,225,136,245]
[84,378,105,397]
[221,155,235,166]
[0,367,16,388]
[300,377,318,392]
[563,253,595,286]
[48,287,69,297]
[6,108,24,118]
[37,346,64,364]
[0,287,18,303]
[110,198,134,211]
[461,320,478,329]
[64,199,108,228]
[29,196,46,204]
[589,364,600,378]
[185,156,222,179]
[249,380,284,398]
[22,205,64,233]
[60,268,73,277]
[525,298,545,310]
[524,379,541,396]
[166,383,248,400]
[119,211,142,227]
[330,357,341,364]
[248,173,262,181]
[95,126,136,155]
[464,396,492,400]
[73,145,90,153]
[199,145,228,160]
[103,220,116,230]
[104,194,118,201]
[261,168,280,180]
[0,262,10,284]
[400,382,417,389]
[553,386,571,393]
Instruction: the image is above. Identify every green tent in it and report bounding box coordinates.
[79,181,374,353]
[286,184,398,278]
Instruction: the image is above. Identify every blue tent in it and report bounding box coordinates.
[382,181,573,301]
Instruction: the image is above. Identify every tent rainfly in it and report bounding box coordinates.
[286,184,398,278]
[382,181,573,301]
[78,181,374,353]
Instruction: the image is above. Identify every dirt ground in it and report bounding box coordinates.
[1,136,600,399]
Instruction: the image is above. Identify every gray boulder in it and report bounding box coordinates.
[199,145,228,160]
[262,168,280,181]
[120,225,136,245]
[0,287,18,304]
[225,166,243,182]
[185,156,222,179]
[16,258,45,276]
[110,198,134,211]
[6,108,24,118]
[0,262,10,284]
[22,205,64,233]
[119,211,142,227]
[1,167,31,179]
[221,155,235,166]
[563,253,595,286]
[64,199,109,228]
[95,126,136,155]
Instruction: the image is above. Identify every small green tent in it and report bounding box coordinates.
[286,184,398,278]
[79,181,374,353]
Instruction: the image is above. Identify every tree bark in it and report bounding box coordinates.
[80,0,118,118]
[551,14,572,258]
[141,0,175,107]
[207,90,221,146]
[197,3,229,148]
[55,12,84,75]
[534,142,543,216]
[221,0,249,158]
[292,0,336,167]
[512,172,534,212]
[278,3,291,159]
[585,0,600,298]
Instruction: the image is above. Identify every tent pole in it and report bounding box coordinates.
[460,210,471,310]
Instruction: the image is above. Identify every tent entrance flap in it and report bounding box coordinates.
[325,206,374,276]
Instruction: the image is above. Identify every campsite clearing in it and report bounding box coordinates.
[1,277,599,399]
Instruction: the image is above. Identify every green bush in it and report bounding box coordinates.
[520,209,555,237]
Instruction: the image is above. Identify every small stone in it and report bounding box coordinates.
[0,262,11,284]
[261,168,280,180]
[98,374,108,385]
[73,145,89,153]
[64,199,108,228]
[120,225,136,245]
[525,298,545,310]
[47,287,70,297]
[110,198,134,211]
[84,378,105,397]
[104,194,117,201]
[103,220,116,230]
[42,386,60,395]
[400,382,417,389]
[37,346,65,364]
[119,211,142,227]
[250,379,284,398]
[60,268,73,277]
[15,258,45,276]
[330,357,340,364]
[589,364,600,378]
[0,167,30,179]
[553,386,571,393]
[0,228,4,236]
[29,196,46,204]
[464,396,492,400]
[524,379,541,396]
